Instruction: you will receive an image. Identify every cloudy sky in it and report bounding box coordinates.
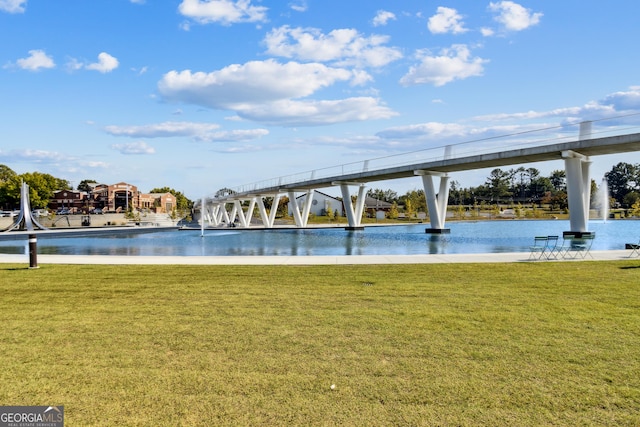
[2,0,640,199]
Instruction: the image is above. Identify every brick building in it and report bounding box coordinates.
[49,182,176,214]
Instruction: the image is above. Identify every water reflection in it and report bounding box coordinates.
[0,220,639,257]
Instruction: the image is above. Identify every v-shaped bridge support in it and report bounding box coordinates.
[288,190,315,227]
[415,170,450,233]
[336,183,367,229]
[203,194,284,229]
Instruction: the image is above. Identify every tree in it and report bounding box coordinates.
[0,164,17,183]
[485,168,511,201]
[549,170,566,192]
[400,189,426,214]
[509,167,527,201]
[388,202,399,219]
[77,179,98,192]
[3,172,71,209]
[630,198,640,217]
[0,165,18,209]
[367,188,398,203]
[605,162,640,207]
[215,187,236,198]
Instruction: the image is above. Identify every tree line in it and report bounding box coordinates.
[4,161,640,215]
[368,162,640,211]
[0,164,193,212]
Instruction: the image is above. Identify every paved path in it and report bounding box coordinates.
[0,250,636,265]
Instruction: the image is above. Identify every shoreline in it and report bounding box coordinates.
[0,250,635,265]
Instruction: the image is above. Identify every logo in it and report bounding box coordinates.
[0,406,64,427]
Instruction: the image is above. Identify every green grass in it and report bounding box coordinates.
[1,262,639,426]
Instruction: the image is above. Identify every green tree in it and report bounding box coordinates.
[0,165,19,209]
[77,179,98,192]
[0,164,17,183]
[367,188,398,203]
[485,168,511,201]
[404,199,415,219]
[1,172,71,209]
[388,201,399,219]
[605,162,639,207]
[549,170,566,192]
[630,198,640,217]
[400,189,426,214]
[214,187,236,198]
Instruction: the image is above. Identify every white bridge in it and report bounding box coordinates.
[200,120,640,234]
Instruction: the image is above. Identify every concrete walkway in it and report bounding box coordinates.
[0,250,636,265]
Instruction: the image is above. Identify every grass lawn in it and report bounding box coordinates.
[1,261,639,426]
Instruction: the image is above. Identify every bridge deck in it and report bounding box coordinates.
[229,132,640,197]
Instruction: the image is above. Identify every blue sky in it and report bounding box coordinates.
[2,0,640,199]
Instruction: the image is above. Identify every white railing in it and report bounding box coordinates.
[216,115,640,198]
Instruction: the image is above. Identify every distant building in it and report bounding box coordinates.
[138,192,176,213]
[50,189,88,213]
[92,182,139,212]
[48,182,176,214]
[364,197,393,218]
[288,191,345,217]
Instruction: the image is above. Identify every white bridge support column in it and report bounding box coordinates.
[212,204,224,227]
[288,190,315,227]
[217,202,230,226]
[256,194,282,228]
[232,199,257,228]
[563,150,591,233]
[415,170,451,233]
[337,183,367,230]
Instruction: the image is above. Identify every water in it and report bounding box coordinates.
[1,220,639,257]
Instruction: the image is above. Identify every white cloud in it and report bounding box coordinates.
[194,128,269,142]
[428,7,467,34]
[480,27,495,37]
[104,121,221,138]
[105,121,269,143]
[601,87,640,111]
[372,10,396,27]
[159,60,355,108]
[86,52,119,73]
[178,0,268,26]
[230,97,397,126]
[377,122,468,140]
[489,1,542,31]
[0,149,64,163]
[65,57,83,72]
[473,87,640,123]
[157,60,396,126]
[14,49,55,71]
[111,141,156,155]
[0,0,26,13]
[263,26,402,68]
[400,45,487,87]
[289,1,307,13]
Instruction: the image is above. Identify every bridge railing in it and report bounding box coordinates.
[221,115,640,197]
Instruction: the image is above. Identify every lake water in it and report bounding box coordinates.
[1,220,639,257]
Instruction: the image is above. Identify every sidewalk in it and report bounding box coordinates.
[0,250,635,265]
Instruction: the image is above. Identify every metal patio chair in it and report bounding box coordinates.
[564,233,595,259]
[544,235,560,259]
[557,234,576,259]
[529,236,548,260]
